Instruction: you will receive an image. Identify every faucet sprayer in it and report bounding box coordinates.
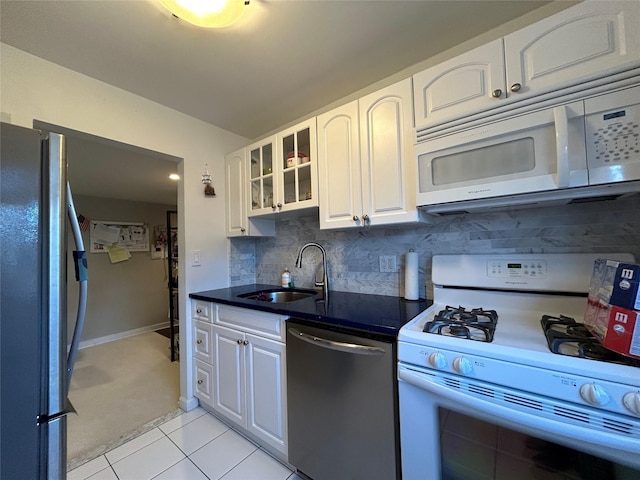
[295,242,329,301]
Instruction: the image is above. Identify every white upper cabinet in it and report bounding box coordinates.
[504,0,640,100]
[225,147,275,237]
[317,100,362,229]
[247,119,318,217]
[247,135,277,216]
[412,39,506,135]
[318,79,423,229]
[276,119,318,214]
[414,0,640,132]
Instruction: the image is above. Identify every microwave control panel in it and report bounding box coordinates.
[585,86,640,169]
[487,260,548,279]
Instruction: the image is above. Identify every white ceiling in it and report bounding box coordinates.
[1,0,555,204]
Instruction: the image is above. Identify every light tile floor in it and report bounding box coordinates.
[68,407,303,480]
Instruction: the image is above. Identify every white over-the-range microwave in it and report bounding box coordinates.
[416,84,640,214]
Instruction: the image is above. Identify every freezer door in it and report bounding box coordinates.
[0,123,67,479]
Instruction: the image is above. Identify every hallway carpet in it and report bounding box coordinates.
[67,332,181,471]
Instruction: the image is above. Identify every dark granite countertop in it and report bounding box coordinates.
[189,284,431,339]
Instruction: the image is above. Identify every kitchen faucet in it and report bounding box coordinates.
[295,242,329,301]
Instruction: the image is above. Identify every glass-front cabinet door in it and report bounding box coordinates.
[247,135,276,217]
[276,118,318,213]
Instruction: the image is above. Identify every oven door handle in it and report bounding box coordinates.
[288,327,385,356]
[398,366,640,455]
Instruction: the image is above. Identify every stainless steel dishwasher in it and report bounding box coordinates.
[286,319,400,480]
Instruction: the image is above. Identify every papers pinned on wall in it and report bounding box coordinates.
[90,221,150,262]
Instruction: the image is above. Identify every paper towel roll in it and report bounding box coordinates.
[404,251,419,300]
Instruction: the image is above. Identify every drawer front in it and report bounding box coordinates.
[192,300,213,322]
[193,359,214,407]
[216,304,286,341]
[193,320,213,364]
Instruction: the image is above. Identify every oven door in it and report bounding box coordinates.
[416,101,588,208]
[398,364,640,480]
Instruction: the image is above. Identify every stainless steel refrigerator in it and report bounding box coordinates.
[1,122,88,479]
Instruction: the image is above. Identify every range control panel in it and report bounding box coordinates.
[487,259,548,278]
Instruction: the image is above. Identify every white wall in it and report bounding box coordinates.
[0,43,249,410]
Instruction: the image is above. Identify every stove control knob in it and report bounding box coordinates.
[579,383,610,406]
[452,356,473,375]
[622,392,640,416]
[428,352,447,369]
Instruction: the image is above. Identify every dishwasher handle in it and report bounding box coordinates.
[288,327,386,356]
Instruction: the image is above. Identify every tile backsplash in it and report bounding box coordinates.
[229,196,640,299]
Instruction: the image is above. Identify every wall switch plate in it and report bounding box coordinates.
[379,255,397,273]
[192,249,201,266]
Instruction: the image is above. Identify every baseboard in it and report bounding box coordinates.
[179,395,199,412]
[77,322,170,350]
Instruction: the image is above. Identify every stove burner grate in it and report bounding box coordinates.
[541,315,639,367]
[423,305,498,342]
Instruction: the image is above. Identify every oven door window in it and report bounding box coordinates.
[439,407,640,480]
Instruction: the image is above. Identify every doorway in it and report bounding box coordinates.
[34,122,183,469]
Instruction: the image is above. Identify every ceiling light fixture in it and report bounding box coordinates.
[169,173,180,181]
[159,0,249,28]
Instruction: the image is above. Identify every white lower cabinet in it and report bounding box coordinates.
[191,301,288,458]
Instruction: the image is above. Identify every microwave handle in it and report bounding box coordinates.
[553,105,570,188]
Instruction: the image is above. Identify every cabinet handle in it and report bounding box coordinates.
[510,83,522,92]
[240,227,246,233]
[271,204,277,210]
[492,89,502,98]
[197,379,203,385]
[196,308,202,314]
[243,340,249,346]
[237,339,242,345]
[352,215,359,222]
[197,339,202,344]
[277,203,282,209]
[362,214,369,224]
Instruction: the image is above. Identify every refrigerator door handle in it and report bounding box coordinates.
[65,182,88,395]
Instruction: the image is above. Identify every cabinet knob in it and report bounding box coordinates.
[510,83,522,92]
[362,214,370,224]
[492,89,503,98]
[197,339,202,344]
[196,308,202,314]
[271,204,277,210]
[277,203,282,209]
[197,379,203,385]
[237,339,242,345]
[243,340,249,346]
[352,215,359,222]
[240,227,246,233]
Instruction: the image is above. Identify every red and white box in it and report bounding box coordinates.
[584,294,640,359]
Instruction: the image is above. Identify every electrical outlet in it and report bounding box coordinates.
[379,255,397,273]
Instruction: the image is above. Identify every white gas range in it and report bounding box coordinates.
[398,253,640,480]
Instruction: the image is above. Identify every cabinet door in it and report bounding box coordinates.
[225,148,247,236]
[245,334,287,455]
[413,39,506,130]
[317,101,363,229]
[193,320,213,364]
[247,136,277,217]
[504,1,640,102]
[359,78,418,226]
[212,324,245,426]
[276,118,318,213]
[194,359,214,407]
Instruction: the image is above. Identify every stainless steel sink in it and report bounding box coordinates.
[238,288,318,303]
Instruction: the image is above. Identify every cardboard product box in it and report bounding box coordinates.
[589,259,640,311]
[584,294,640,359]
